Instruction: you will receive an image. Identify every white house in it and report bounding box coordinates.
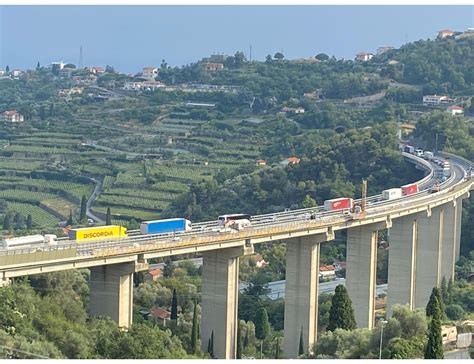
[446,105,464,116]
[2,110,24,123]
[142,67,159,81]
[423,95,450,106]
[355,52,374,62]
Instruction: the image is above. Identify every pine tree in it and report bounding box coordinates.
[171,288,178,320]
[424,296,444,359]
[105,207,112,225]
[327,284,357,331]
[26,214,33,230]
[190,300,199,354]
[79,195,87,222]
[255,307,270,340]
[426,287,445,319]
[236,321,242,359]
[298,327,304,356]
[67,209,73,226]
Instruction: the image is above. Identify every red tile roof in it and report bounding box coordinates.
[320,265,336,272]
[148,268,162,277]
[149,307,170,320]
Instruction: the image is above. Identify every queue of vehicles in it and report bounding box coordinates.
[1,146,457,251]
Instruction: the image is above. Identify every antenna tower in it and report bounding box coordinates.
[79,45,83,68]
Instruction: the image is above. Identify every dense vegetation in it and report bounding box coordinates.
[0,33,473,359]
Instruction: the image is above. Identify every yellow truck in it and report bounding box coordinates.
[68,225,128,242]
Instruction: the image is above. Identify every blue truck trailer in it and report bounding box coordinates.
[140,218,192,235]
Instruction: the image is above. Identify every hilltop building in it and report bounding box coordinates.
[355,52,374,62]
[142,67,159,81]
[438,29,455,39]
[203,63,224,71]
[2,110,24,123]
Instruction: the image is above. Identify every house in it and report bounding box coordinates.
[438,29,455,39]
[334,261,346,271]
[446,105,464,116]
[142,67,159,81]
[203,63,224,71]
[0,69,4,76]
[2,110,24,123]
[256,159,267,166]
[90,67,105,74]
[319,265,336,279]
[51,61,65,75]
[254,254,268,268]
[423,94,450,106]
[149,307,171,326]
[287,156,300,165]
[355,52,374,62]
[377,46,394,55]
[11,69,22,78]
[72,75,97,85]
[59,68,74,78]
[282,107,305,114]
[441,325,458,345]
[145,267,162,281]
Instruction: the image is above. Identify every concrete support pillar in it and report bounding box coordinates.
[89,261,147,329]
[441,202,457,281]
[200,246,252,359]
[387,215,418,316]
[455,198,463,260]
[346,223,385,329]
[283,233,332,358]
[414,207,443,308]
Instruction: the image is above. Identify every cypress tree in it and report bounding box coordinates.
[5,65,9,73]
[190,300,198,354]
[255,307,270,340]
[67,209,73,226]
[327,284,357,331]
[26,214,33,230]
[236,321,242,359]
[441,276,449,304]
[171,288,178,320]
[243,327,249,348]
[275,336,280,359]
[105,207,112,225]
[79,195,87,222]
[426,287,445,319]
[36,61,40,69]
[207,330,214,358]
[447,278,453,304]
[298,327,304,356]
[424,296,444,359]
[3,214,11,231]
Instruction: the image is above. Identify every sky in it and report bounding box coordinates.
[0,5,473,73]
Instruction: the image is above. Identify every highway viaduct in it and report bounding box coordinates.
[0,152,472,359]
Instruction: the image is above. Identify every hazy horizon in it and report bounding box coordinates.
[0,5,472,73]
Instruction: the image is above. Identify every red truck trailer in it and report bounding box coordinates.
[401,183,418,196]
[324,198,354,211]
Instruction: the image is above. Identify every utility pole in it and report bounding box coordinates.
[249,44,252,62]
